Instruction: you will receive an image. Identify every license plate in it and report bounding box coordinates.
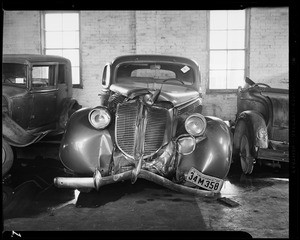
[186,167,223,192]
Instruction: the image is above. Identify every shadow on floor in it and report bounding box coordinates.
[3,155,289,222]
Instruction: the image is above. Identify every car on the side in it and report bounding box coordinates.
[2,54,81,177]
[54,55,233,196]
[232,77,289,174]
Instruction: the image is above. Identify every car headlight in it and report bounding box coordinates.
[185,113,206,136]
[88,107,111,129]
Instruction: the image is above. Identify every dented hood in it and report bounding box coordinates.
[109,83,200,107]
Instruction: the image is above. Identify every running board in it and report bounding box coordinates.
[257,148,289,162]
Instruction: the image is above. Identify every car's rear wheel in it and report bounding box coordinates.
[2,139,14,177]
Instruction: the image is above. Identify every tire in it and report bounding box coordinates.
[233,120,256,175]
[2,139,14,177]
[2,185,14,207]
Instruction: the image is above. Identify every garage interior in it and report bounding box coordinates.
[2,6,293,239]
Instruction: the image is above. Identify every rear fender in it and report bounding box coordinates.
[58,98,81,129]
[233,110,268,151]
[59,108,114,176]
[176,116,233,181]
[2,113,50,147]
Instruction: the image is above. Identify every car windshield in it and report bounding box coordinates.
[115,62,195,86]
[2,63,27,86]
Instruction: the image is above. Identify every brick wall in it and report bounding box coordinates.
[3,11,41,54]
[2,8,289,120]
[74,11,136,106]
[135,11,208,92]
[249,7,289,88]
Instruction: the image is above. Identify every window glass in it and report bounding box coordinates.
[63,13,79,30]
[132,69,176,79]
[44,12,80,85]
[209,10,246,90]
[45,32,63,48]
[46,49,63,56]
[62,32,79,48]
[227,51,245,69]
[116,63,194,85]
[228,10,245,29]
[45,14,62,31]
[62,49,80,67]
[210,11,227,30]
[227,70,244,89]
[210,31,227,49]
[2,63,27,86]
[71,67,80,85]
[209,70,227,89]
[227,30,245,49]
[32,66,54,88]
[210,51,227,69]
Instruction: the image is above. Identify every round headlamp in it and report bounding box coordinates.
[185,113,206,136]
[88,107,111,129]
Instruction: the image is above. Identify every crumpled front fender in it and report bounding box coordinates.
[59,108,114,175]
[56,113,233,195]
[2,113,50,147]
[176,116,233,181]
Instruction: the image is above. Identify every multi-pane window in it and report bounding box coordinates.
[209,10,246,90]
[43,12,80,85]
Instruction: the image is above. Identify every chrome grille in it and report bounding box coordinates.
[115,101,169,158]
[116,102,138,157]
[144,107,168,156]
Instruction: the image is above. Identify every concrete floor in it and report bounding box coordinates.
[2,140,290,238]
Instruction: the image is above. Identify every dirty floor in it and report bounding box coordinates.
[2,140,290,239]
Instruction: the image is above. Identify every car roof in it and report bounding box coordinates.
[111,54,199,68]
[3,54,71,65]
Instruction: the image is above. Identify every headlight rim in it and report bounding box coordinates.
[176,134,196,155]
[184,113,207,136]
[88,107,111,130]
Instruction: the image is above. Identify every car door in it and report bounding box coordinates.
[28,62,59,129]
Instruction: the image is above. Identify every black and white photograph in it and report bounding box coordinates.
[2,1,295,239]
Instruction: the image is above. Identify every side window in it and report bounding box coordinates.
[32,65,55,88]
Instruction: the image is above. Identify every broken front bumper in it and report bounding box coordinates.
[54,169,216,197]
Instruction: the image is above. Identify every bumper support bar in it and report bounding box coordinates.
[54,169,215,197]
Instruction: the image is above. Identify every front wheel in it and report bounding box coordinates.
[239,134,255,174]
[233,120,256,175]
[2,139,14,177]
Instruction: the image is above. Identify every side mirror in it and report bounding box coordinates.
[102,63,111,89]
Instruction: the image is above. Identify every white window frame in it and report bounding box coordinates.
[208,9,249,92]
[41,11,82,87]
